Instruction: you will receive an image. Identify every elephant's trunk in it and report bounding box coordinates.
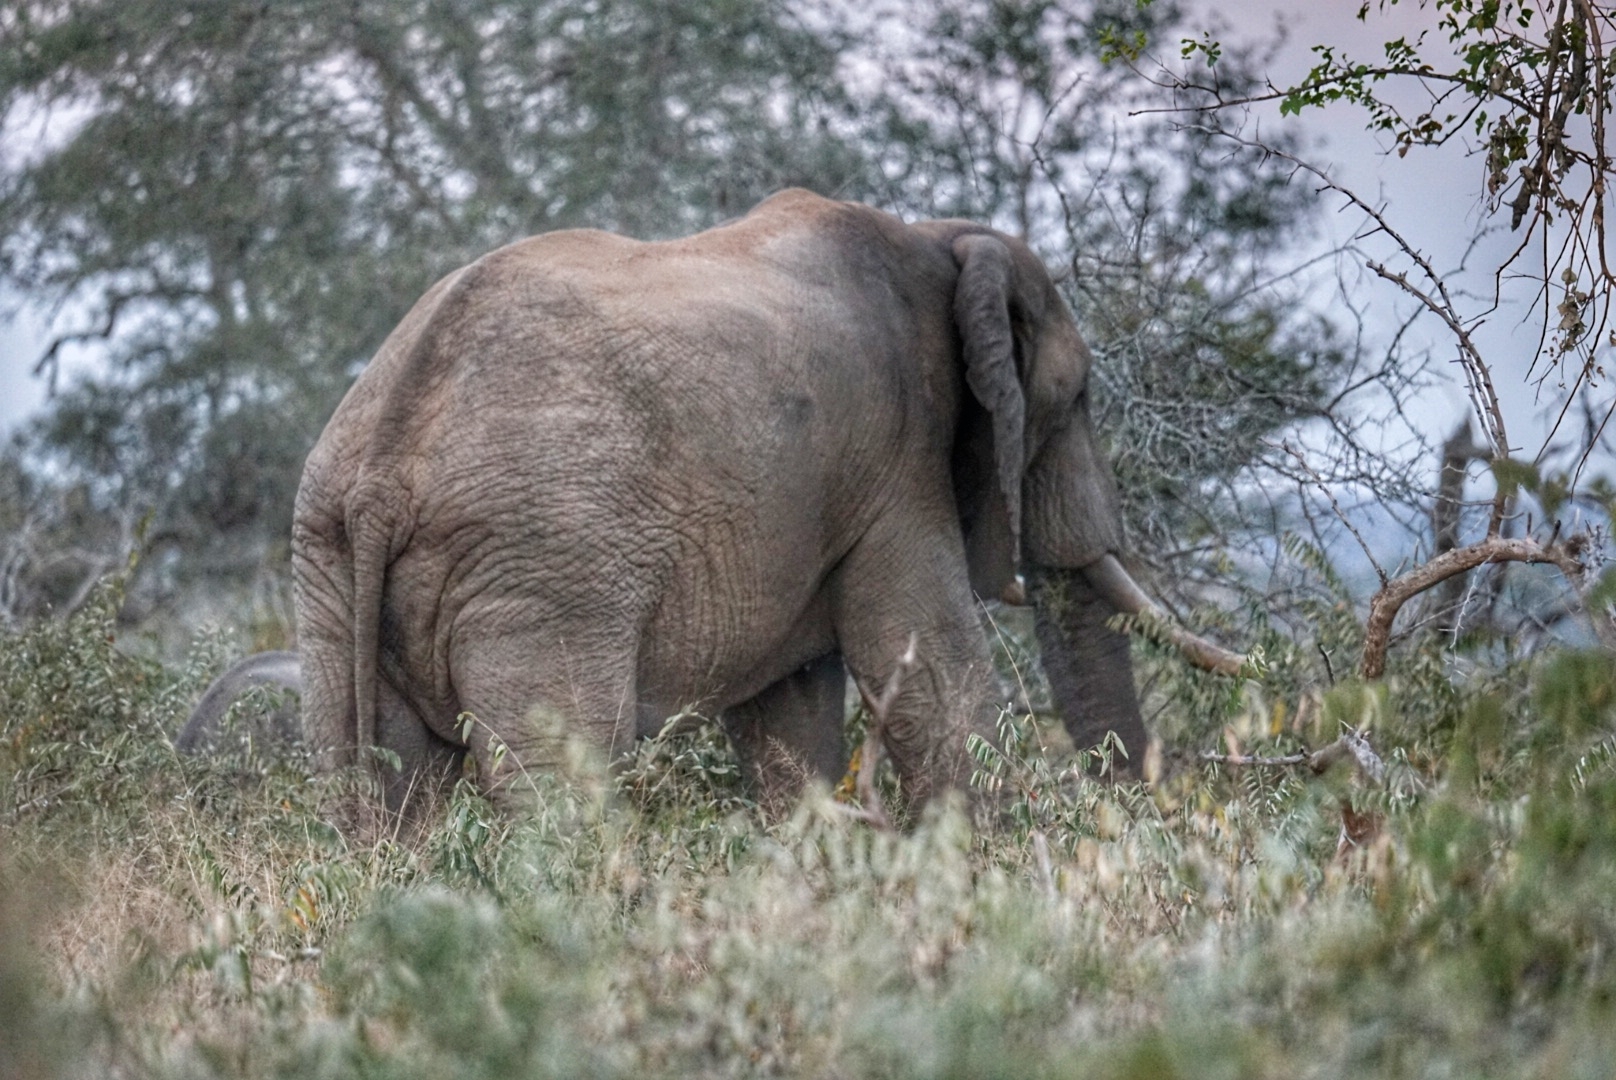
[1033,569,1149,763]
[1079,554,1246,676]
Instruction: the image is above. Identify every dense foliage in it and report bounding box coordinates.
[0,0,869,624]
[1,571,1614,1077]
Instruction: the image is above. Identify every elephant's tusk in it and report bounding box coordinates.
[1001,574,1027,606]
[1080,554,1247,677]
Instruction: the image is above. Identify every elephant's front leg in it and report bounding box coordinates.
[723,652,848,818]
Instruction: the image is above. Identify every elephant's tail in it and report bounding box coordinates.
[348,502,390,764]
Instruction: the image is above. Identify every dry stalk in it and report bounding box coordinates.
[845,633,920,832]
[1031,829,1057,901]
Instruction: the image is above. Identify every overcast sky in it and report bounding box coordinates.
[1,2,1608,475]
[1207,1,1611,471]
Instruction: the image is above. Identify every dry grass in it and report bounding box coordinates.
[4,584,1616,1077]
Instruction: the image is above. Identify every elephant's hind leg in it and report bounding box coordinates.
[449,626,640,808]
[723,652,848,817]
[374,677,464,816]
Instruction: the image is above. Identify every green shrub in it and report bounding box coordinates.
[2,570,1615,1077]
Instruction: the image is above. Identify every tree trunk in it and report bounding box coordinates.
[1424,421,1486,635]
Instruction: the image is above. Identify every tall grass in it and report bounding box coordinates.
[3,578,1615,1077]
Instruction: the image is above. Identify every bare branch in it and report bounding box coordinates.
[1202,727,1386,785]
[1361,532,1595,679]
[1275,439,1389,585]
[1185,127,1512,460]
[848,632,920,832]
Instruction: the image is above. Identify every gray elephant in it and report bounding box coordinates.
[199,190,1237,812]
[174,650,302,755]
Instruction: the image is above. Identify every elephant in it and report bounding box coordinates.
[173,650,302,755]
[205,189,1239,814]
[175,578,1234,794]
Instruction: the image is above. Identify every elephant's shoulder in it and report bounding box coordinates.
[746,187,845,220]
[674,191,920,283]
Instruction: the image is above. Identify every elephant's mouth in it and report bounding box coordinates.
[1078,554,1246,676]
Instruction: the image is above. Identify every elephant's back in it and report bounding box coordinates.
[314,189,933,445]
[300,190,962,573]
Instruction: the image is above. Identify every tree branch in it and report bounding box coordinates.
[1202,727,1385,784]
[847,632,920,831]
[1360,533,1593,679]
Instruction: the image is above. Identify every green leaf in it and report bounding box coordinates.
[1489,456,1540,500]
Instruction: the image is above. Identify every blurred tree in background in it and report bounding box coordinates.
[0,0,1375,641]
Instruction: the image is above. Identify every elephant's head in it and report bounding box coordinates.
[932,226,1242,763]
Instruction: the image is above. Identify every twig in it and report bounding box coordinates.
[1204,728,1389,859]
[848,633,920,832]
[1276,439,1388,585]
[825,802,899,829]
[1202,728,1385,784]
[9,790,64,817]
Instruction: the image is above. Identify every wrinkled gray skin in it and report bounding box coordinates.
[267,190,1150,813]
[174,650,302,755]
[1032,568,1148,761]
[178,592,1144,800]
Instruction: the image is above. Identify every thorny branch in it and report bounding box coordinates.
[1144,0,1615,477]
[1360,531,1597,679]
[1155,124,1612,673]
[1274,438,1389,585]
[844,632,920,832]
[1190,129,1513,466]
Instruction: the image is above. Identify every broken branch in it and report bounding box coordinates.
[847,632,920,831]
[1360,533,1591,679]
[1201,727,1386,784]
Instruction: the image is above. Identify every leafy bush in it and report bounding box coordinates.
[2,580,1614,1077]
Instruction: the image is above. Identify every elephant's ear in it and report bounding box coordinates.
[952,233,1026,601]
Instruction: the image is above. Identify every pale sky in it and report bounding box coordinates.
[1206,1,1611,470]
